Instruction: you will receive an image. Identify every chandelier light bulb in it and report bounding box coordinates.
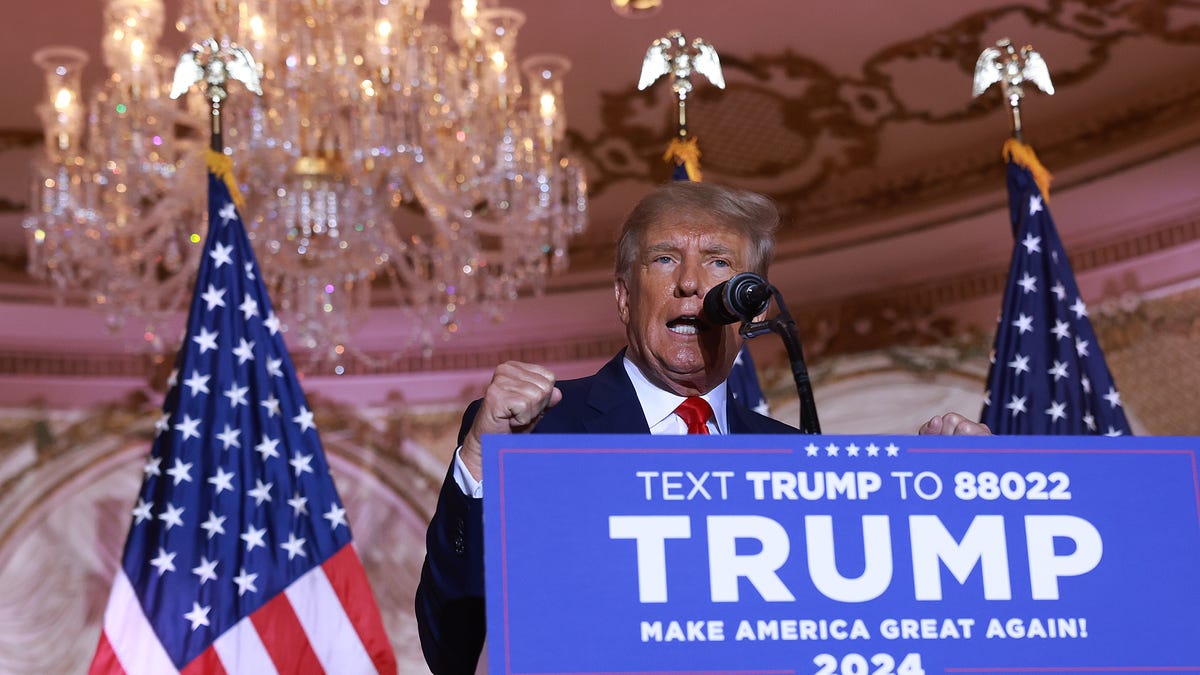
[248,15,265,40]
[53,88,75,114]
[539,92,556,120]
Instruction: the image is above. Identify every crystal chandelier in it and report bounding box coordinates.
[24,0,588,360]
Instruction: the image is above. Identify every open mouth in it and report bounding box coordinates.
[667,315,706,335]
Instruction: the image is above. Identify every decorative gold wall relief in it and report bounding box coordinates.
[569,1,1200,231]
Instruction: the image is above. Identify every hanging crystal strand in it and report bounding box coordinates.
[25,0,589,361]
[226,1,283,197]
[26,47,92,296]
[472,7,524,205]
[95,0,173,213]
[93,0,195,337]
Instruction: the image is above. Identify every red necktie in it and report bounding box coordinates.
[674,397,714,435]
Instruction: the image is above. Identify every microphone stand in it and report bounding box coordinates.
[740,288,821,434]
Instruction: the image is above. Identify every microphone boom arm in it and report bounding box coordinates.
[741,287,821,434]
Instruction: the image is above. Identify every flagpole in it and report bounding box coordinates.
[210,96,223,151]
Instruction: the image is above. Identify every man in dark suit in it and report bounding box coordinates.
[415,181,988,674]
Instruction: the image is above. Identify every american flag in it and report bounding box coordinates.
[728,345,770,416]
[980,143,1132,436]
[88,153,397,674]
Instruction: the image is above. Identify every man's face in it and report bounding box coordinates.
[615,214,754,396]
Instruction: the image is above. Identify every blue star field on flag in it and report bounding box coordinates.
[980,149,1132,436]
[728,344,770,416]
[93,155,394,673]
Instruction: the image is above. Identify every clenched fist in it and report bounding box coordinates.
[460,361,563,479]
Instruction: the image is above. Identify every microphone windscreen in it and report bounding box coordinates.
[703,282,741,324]
[703,273,771,325]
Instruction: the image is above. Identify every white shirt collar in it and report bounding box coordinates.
[623,355,728,434]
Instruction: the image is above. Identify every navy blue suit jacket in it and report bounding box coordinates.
[414,351,796,674]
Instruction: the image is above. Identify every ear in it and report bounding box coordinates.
[614,277,631,326]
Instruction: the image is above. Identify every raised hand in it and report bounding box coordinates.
[460,361,563,478]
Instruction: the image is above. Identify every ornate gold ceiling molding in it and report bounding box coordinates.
[7,4,1199,281]
[790,211,1200,358]
[568,1,1200,237]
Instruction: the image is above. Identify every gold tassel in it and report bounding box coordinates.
[205,149,246,211]
[663,137,703,182]
[1002,138,1053,201]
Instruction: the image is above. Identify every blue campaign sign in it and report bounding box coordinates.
[482,434,1200,675]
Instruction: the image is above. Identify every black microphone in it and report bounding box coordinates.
[703,272,772,324]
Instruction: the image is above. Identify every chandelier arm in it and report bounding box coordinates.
[26,0,589,361]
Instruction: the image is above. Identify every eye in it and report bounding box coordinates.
[653,255,674,265]
[711,258,731,269]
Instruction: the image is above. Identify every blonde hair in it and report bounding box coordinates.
[614,181,779,282]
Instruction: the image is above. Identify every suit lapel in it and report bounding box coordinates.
[727,398,747,434]
[582,352,651,434]
[727,397,759,434]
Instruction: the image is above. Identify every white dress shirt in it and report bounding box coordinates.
[621,356,727,435]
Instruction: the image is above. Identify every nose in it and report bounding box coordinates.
[675,257,702,297]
